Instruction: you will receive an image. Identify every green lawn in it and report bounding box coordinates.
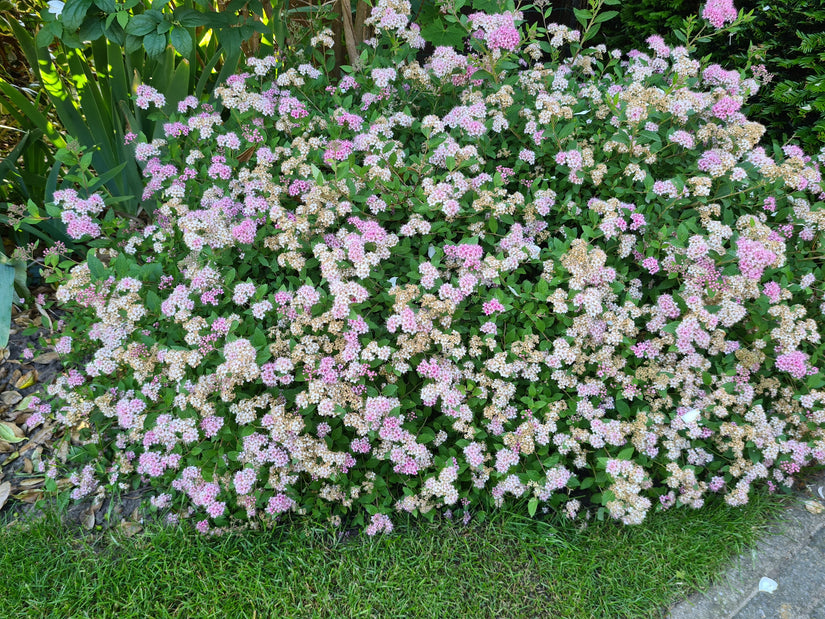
[0,489,791,618]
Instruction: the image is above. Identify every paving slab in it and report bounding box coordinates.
[668,470,825,619]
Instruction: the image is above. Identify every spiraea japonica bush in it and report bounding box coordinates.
[42,0,825,533]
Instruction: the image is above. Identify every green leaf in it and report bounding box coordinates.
[0,422,25,444]
[418,428,436,443]
[145,290,160,313]
[420,20,465,49]
[617,446,634,460]
[124,33,144,53]
[528,497,538,518]
[175,7,209,27]
[125,13,157,36]
[573,7,592,27]
[143,31,168,57]
[170,27,193,57]
[594,10,619,24]
[62,0,94,31]
[86,250,106,281]
[0,263,15,348]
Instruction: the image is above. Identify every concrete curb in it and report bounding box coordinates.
[668,470,825,619]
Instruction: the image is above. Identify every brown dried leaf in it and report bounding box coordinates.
[13,314,32,328]
[32,352,59,365]
[22,458,32,474]
[56,440,69,463]
[119,521,143,537]
[804,500,824,514]
[19,478,44,488]
[0,441,13,453]
[0,347,9,362]
[14,370,37,390]
[0,481,10,510]
[0,391,23,407]
[81,512,96,530]
[13,489,42,503]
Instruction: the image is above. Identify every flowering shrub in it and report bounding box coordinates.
[44,0,825,533]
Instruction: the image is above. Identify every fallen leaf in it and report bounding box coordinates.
[0,481,10,510]
[90,493,104,512]
[22,458,32,474]
[32,352,59,365]
[56,440,68,463]
[14,370,37,390]
[0,391,23,407]
[0,422,25,443]
[0,347,8,361]
[19,478,44,488]
[81,512,96,530]
[804,500,824,514]
[19,425,52,454]
[0,441,13,453]
[119,521,143,537]
[12,489,42,503]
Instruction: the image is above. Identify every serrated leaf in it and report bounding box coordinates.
[418,428,435,443]
[617,446,634,460]
[420,20,465,49]
[143,31,167,57]
[170,27,192,57]
[125,13,157,35]
[86,250,106,281]
[61,0,93,30]
[175,7,209,27]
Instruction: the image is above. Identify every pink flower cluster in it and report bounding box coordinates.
[702,0,738,28]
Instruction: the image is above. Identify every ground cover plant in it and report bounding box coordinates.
[35,0,825,535]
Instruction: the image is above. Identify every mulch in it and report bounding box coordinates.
[0,288,150,534]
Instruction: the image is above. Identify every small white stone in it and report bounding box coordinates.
[758,577,778,593]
